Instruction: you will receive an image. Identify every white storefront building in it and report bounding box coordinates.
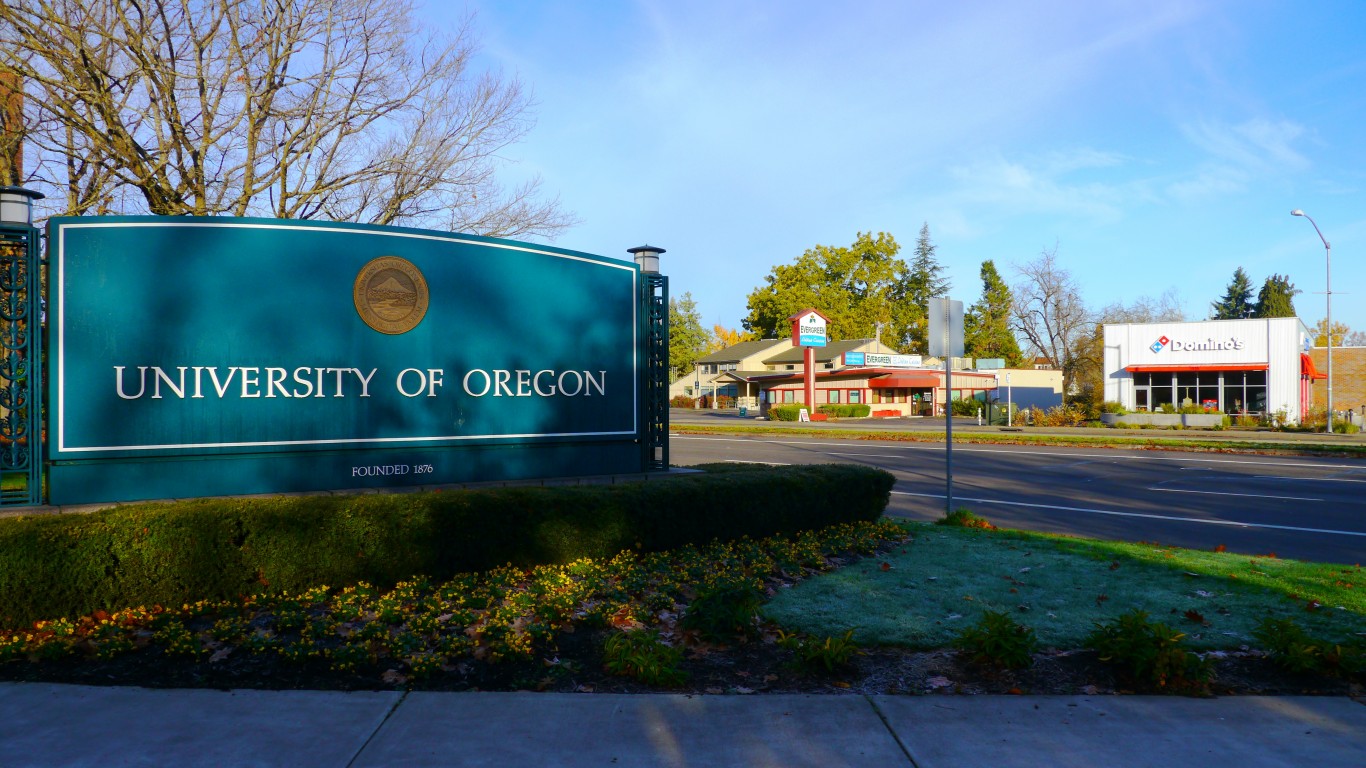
[1103,317,1323,423]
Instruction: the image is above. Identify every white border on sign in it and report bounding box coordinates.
[54,220,638,454]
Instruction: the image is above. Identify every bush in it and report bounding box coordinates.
[816,404,871,418]
[777,629,861,673]
[1100,401,1127,415]
[669,395,696,408]
[0,464,895,627]
[1086,609,1212,692]
[681,579,763,641]
[935,507,996,530]
[1254,617,1365,681]
[768,404,807,421]
[950,398,981,416]
[954,610,1039,670]
[603,630,687,686]
[1037,404,1089,426]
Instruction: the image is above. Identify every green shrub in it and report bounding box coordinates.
[954,610,1039,670]
[816,404,872,418]
[777,629,861,673]
[1100,401,1127,415]
[1086,609,1212,692]
[0,464,895,627]
[768,404,807,421]
[603,630,687,686]
[1254,617,1366,680]
[682,579,763,641]
[935,507,996,530]
[951,399,981,416]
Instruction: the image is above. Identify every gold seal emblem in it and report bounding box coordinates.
[353,256,429,334]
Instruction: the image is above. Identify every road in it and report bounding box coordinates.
[671,432,1366,565]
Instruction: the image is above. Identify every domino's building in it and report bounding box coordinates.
[1103,317,1323,423]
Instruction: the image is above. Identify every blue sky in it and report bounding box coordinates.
[424,0,1366,340]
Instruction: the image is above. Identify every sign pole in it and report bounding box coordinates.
[804,346,815,412]
[945,345,953,515]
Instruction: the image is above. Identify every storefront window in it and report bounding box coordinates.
[782,390,794,403]
[850,390,861,404]
[828,390,841,404]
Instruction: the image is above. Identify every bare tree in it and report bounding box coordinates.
[0,0,574,238]
[1011,245,1093,399]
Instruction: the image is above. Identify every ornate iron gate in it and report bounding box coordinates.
[0,217,43,506]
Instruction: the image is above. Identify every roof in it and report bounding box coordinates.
[1126,364,1268,373]
[695,339,788,364]
[762,339,875,364]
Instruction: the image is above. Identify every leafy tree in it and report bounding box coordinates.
[1072,290,1185,413]
[743,232,916,350]
[964,260,1025,366]
[1011,246,1092,399]
[904,223,951,352]
[708,325,755,352]
[1210,267,1255,320]
[1310,318,1351,347]
[668,293,709,381]
[1,0,573,237]
[1344,330,1366,347]
[1253,274,1299,318]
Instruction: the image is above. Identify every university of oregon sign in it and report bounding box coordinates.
[47,217,649,504]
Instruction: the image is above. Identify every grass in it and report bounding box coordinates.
[762,521,1366,650]
[672,423,1366,457]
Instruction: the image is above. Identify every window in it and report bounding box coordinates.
[782,389,794,403]
[827,390,841,404]
[850,390,861,404]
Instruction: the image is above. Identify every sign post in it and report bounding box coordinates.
[789,309,829,414]
[928,297,964,516]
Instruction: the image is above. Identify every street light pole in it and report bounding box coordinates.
[1291,210,1333,434]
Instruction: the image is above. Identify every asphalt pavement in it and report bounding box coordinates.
[2,683,1363,767]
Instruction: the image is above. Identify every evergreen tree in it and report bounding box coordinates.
[964,260,1025,366]
[905,222,951,352]
[668,292,709,381]
[1253,274,1299,318]
[1210,267,1255,319]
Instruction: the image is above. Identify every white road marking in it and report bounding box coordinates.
[672,434,1365,470]
[1252,475,1366,483]
[1148,488,1323,502]
[890,491,1366,538]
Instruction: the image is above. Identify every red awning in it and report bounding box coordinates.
[868,374,941,389]
[1126,364,1268,373]
[1301,353,1327,380]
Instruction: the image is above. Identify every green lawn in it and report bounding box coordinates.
[763,522,1366,650]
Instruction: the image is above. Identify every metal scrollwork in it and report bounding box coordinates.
[0,229,42,506]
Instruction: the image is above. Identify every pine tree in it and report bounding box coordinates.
[1253,274,1299,318]
[964,260,1025,366]
[905,222,951,352]
[1211,267,1255,319]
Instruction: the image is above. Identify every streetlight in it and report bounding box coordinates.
[1290,210,1332,433]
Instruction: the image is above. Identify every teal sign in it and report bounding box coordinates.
[48,217,646,504]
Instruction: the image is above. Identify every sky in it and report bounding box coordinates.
[422,0,1366,340]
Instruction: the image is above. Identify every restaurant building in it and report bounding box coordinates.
[1102,317,1322,422]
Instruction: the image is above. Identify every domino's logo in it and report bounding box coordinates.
[1150,336,1170,354]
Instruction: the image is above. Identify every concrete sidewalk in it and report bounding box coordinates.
[2,684,1362,767]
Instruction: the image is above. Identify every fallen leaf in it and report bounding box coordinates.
[1095,593,1109,607]
[832,682,851,689]
[733,686,755,694]
[926,676,953,689]
[1196,590,1215,598]
[1212,544,1227,553]
[1183,609,1207,625]
[880,562,893,571]
[209,648,233,664]
[1081,685,1099,695]
[381,669,407,685]
[1109,561,1120,571]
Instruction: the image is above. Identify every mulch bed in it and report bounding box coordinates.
[2,628,1359,698]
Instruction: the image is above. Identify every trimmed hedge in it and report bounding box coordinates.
[816,404,871,418]
[768,404,807,421]
[0,464,893,627]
